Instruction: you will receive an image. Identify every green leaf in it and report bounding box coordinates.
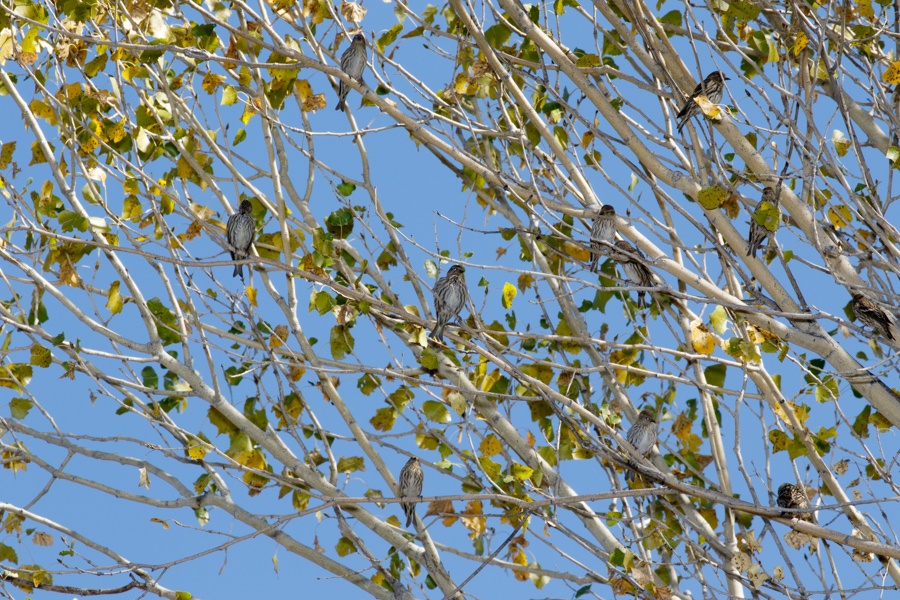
[84,53,108,78]
[142,366,159,389]
[221,85,237,106]
[697,186,727,209]
[709,305,728,334]
[335,536,357,557]
[325,208,353,239]
[422,400,451,423]
[329,324,355,360]
[337,181,356,196]
[704,363,726,388]
[30,344,51,368]
[424,260,438,279]
[418,347,439,370]
[147,298,181,346]
[484,24,511,47]
[376,24,403,53]
[357,373,380,395]
[337,456,366,473]
[9,397,33,419]
[0,543,18,564]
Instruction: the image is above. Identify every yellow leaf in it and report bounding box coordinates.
[882,61,900,85]
[691,320,716,355]
[697,185,727,209]
[832,129,851,157]
[186,438,208,460]
[857,0,874,19]
[106,280,123,314]
[176,155,194,179]
[150,518,169,529]
[793,31,808,55]
[247,286,257,306]
[694,95,722,120]
[201,72,226,94]
[109,120,126,143]
[271,324,288,348]
[501,282,517,309]
[581,130,593,148]
[0,141,15,169]
[510,463,534,480]
[479,435,502,457]
[827,205,852,229]
[564,241,589,261]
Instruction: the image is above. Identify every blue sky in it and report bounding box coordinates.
[2,1,900,598]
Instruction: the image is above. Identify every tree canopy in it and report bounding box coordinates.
[2,0,900,598]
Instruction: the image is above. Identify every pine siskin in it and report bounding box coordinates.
[851,293,898,341]
[335,34,367,111]
[624,409,657,482]
[429,265,469,342]
[398,456,424,528]
[589,205,616,273]
[776,483,812,521]
[747,187,779,259]
[225,200,255,279]
[613,240,654,309]
[676,71,729,133]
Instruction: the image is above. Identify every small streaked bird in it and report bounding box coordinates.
[676,71,729,133]
[625,409,657,482]
[851,293,897,341]
[589,205,616,273]
[398,457,424,528]
[747,187,778,259]
[613,240,654,309]
[335,33,367,111]
[429,265,469,343]
[776,483,812,521]
[225,200,255,279]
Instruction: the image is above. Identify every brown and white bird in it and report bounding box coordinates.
[776,483,812,521]
[624,409,657,482]
[398,457,424,528]
[589,205,616,273]
[225,200,255,279]
[676,71,729,133]
[851,293,898,341]
[335,34,367,111]
[430,265,469,342]
[747,187,779,259]
[613,240,654,309]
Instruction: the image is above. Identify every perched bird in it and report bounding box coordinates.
[747,187,779,259]
[589,205,616,273]
[776,483,812,521]
[225,200,255,279]
[851,293,898,341]
[613,240,654,309]
[429,265,469,342]
[676,71,729,133]
[398,457,424,528]
[624,409,657,482]
[335,34,367,111]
